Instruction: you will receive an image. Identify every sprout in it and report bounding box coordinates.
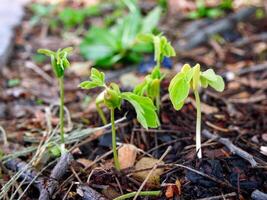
[79,68,160,170]
[168,63,225,159]
[38,47,73,152]
[134,33,176,112]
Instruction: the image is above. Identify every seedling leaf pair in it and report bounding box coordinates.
[169,64,225,111]
[137,34,176,65]
[201,69,225,92]
[79,68,105,89]
[168,63,225,159]
[133,71,162,100]
[80,68,160,129]
[38,47,73,78]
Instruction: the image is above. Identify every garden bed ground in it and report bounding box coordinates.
[0,1,267,200]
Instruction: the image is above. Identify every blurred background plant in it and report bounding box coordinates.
[187,0,233,19]
[27,0,266,71]
[80,0,162,68]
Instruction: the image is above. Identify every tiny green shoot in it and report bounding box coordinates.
[134,33,175,111]
[7,79,20,87]
[37,47,73,153]
[79,68,160,170]
[168,64,225,159]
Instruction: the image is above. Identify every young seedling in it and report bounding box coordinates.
[134,34,176,111]
[38,47,72,153]
[168,64,225,159]
[79,68,160,170]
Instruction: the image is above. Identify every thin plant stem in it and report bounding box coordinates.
[194,89,202,159]
[114,191,161,200]
[111,108,120,170]
[59,77,65,147]
[96,103,107,125]
[156,59,160,69]
[156,60,161,113]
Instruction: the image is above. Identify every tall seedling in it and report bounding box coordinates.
[134,34,176,111]
[38,47,72,153]
[79,68,160,170]
[168,64,225,158]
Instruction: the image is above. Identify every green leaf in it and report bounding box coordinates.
[201,69,217,82]
[132,42,153,53]
[134,81,147,96]
[147,79,160,99]
[136,33,154,43]
[192,64,200,90]
[62,47,73,54]
[153,36,161,63]
[152,35,176,63]
[207,8,223,18]
[120,12,141,49]
[59,7,85,29]
[168,72,190,110]
[141,7,161,33]
[104,83,122,109]
[200,76,208,88]
[37,49,55,56]
[122,0,138,13]
[207,75,225,92]
[84,27,119,50]
[201,69,225,92]
[38,48,72,78]
[51,55,64,78]
[90,68,105,85]
[122,92,160,129]
[78,81,100,89]
[78,68,105,89]
[80,44,114,61]
[95,54,123,68]
[187,11,200,19]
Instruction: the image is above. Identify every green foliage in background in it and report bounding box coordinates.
[188,0,233,19]
[80,0,162,68]
[30,3,57,29]
[30,3,100,30]
[59,5,100,29]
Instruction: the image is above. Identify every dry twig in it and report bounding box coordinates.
[202,129,258,167]
[39,152,73,200]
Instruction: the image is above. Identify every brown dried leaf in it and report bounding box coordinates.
[133,157,164,188]
[118,144,137,170]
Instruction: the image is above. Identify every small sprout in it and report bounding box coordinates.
[168,63,225,159]
[38,47,73,153]
[79,68,160,170]
[135,34,175,111]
